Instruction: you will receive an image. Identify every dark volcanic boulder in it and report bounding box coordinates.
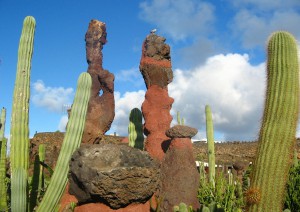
[68,143,160,209]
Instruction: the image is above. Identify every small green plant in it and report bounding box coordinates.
[284,160,300,211]
[173,202,193,212]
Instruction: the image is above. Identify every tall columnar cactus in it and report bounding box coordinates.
[177,111,184,125]
[248,31,299,212]
[0,107,7,211]
[37,72,92,211]
[205,105,215,188]
[9,16,35,212]
[128,108,144,150]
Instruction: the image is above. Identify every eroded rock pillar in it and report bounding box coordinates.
[82,20,115,144]
[140,33,174,161]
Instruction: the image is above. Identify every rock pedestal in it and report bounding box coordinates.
[67,143,160,209]
[140,33,174,161]
[159,125,200,212]
[82,20,115,144]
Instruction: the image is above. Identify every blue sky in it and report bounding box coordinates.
[1,0,300,141]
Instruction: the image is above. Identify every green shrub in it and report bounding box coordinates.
[284,162,300,211]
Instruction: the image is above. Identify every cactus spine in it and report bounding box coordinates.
[128,108,144,150]
[249,31,299,211]
[0,108,7,211]
[9,16,35,212]
[37,72,92,211]
[205,105,215,188]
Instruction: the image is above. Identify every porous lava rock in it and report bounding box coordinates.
[82,20,115,144]
[159,125,200,211]
[166,125,198,138]
[140,33,173,89]
[140,33,174,161]
[68,143,160,209]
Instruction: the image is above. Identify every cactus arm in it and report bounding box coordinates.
[205,105,215,188]
[37,72,92,212]
[0,108,7,211]
[248,32,299,211]
[9,16,35,212]
[128,108,144,150]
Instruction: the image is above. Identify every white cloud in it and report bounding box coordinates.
[115,67,144,87]
[109,90,145,136]
[110,53,266,141]
[32,80,74,113]
[168,53,266,141]
[139,0,215,41]
[108,51,300,141]
[230,4,300,49]
[58,115,68,132]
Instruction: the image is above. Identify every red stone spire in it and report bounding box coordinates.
[140,33,174,161]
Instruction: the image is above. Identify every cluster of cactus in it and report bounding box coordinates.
[248,31,299,212]
[173,202,193,212]
[173,202,226,212]
[197,165,244,212]
[197,105,244,211]
[128,107,144,150]
[0,16,92,212]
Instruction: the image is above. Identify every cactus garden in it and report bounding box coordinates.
[1,4,300,212]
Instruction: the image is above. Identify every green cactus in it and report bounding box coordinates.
[248,31,299,211]
[0,108,7,211]
[173,202,193,212]
[9,16,35,211]
[29,144,46,211]
[205,105,215,188]
[38,144,46,196]
[128,108,144,150]
[36,72,92,211]
[177,111,185,125]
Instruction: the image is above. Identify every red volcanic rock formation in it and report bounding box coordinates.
[140,33,174,161]
[160,125,200,211]
[82,20,115,144]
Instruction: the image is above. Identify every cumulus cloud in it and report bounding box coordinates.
[110,90,145,136]
[110,53,267,141]
[32,80,74,113]
[139,0,215,41]
[168,53,265,141]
